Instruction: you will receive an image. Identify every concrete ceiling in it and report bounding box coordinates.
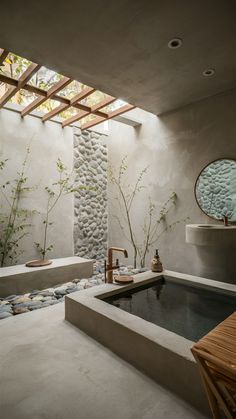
[1,1,236,115]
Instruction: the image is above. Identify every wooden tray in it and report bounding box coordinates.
[25,259,52,267]
[114,275,134,284]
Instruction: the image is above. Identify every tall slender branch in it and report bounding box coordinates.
[35,158,76,260]
[0,147,33,266]
[109,157,187,268]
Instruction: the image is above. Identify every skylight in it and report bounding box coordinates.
[0,52,32,80]
[0,48,135,130]
[28,67,64,91]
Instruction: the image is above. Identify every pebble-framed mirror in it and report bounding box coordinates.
[194,158,236,222]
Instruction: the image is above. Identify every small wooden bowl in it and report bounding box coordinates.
[25,259,52,267]
[114,275,134,284]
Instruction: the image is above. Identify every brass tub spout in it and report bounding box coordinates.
[223,215,229,226]
[105,247,128,283]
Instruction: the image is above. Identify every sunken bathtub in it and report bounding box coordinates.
[65,270,236,415]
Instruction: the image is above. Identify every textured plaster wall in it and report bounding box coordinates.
[73,127,108,260]
[107,88,236,278]
[0,109,74,265]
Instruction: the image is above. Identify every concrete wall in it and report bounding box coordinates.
[0,108,74,265]
[107,88,236,277]
[2,87,236,278]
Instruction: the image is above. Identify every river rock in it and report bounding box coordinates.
[0,300,10,306]
[39,290,54,297]
[32,295,45,302]
[13,307,29,315]
[0,305,13,313]
[54,289,67,296]
[12,297,31,305]
[6,295,18,301]
[72,278,80,284]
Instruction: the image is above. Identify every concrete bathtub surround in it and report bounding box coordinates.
[0,257,93,297]
[65,270,236,415]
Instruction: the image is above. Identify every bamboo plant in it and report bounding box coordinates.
[34,158,76,264]
[0,147,34,267]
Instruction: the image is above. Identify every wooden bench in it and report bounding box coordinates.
[192,312,236,418]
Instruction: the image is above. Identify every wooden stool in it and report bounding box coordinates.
[191,312,236,419]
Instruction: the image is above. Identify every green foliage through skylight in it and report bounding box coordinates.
[0,53,31,80]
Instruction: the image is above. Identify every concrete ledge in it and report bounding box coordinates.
[65,270,230,415]
[0,256,93,297]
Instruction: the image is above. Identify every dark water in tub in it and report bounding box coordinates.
[103,278,236,341]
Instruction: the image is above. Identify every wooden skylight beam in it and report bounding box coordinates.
[0,49,135,130]
[81,116,106,130]
[80,104,135,130]
[62,95,115,128]
[61,110,90,128]
[42,86,95,122]
[108,103,136,118]
[0,74,107,117]
[0,63,40,108]
[0,49,8,65]
[91,95,116,112]
[21,76,72,117]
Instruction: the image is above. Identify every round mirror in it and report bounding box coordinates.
[195,159,236,222]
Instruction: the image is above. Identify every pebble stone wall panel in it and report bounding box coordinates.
[73,127,108,260]
[195,159,236,221]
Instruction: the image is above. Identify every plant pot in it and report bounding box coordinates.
[25,259,52,267]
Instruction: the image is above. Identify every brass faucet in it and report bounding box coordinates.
[105,247,128,283]
[223,215,229,226]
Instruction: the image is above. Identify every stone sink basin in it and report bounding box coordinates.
[186,224,236,247]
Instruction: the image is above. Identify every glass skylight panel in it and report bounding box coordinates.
[57,106,78,120]
[35,99,61,114]
[99,99,127,113]
[77,114,98,127]
[0,83,13,99]
[9,89,38,107]
[28,67,64,91]
[57,80,89,100]
[80,91,109,107]
[0,52,32,80]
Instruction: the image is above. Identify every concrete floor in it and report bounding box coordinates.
[0,304,207,419]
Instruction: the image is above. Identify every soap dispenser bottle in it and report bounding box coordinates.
[151,249,163,273]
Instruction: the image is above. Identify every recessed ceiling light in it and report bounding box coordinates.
[168,38,183,49]
[203,68,215,77]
